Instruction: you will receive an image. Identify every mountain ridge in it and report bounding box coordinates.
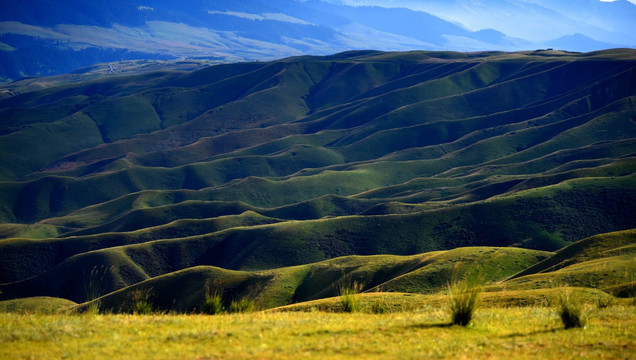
[1,0,635,82]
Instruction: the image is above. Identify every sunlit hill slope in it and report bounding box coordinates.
[0,49,635,310]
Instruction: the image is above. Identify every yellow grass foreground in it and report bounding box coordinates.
[1,306,634,359]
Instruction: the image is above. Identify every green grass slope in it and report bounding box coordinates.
[81,246,549,313]
[498,229,636,295]
[1,228,633,313]
[1,50,635,310]
[0,297,77,314]
[0,211,281,284]
[1,171,635,285]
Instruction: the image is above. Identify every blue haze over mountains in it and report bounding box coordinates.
[0,0,635,82]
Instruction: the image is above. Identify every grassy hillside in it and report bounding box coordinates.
[1,49,635,310]
[89,228,634,313]
[498,229,636,295]
[0,245,550,309]
[0,296,77,314]
[1,227,633,314]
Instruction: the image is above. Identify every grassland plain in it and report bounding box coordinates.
[0,305,634,359]
[1,49,636,315]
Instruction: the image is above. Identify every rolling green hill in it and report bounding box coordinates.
[2,228,633,313]
[1,49,635,310]
[0,244,550,311]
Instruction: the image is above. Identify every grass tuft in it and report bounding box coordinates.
[201,281,225,315]
[447,276,481,326]
[131,288,155,315]
[202,292,225,315]
[338,279,362,313]
[83,266,110,315]
[556,288,586,329]
[595,294,613,309]
[370,299,389,314]
[228,297,255,313]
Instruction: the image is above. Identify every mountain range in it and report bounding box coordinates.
[0,49,635,311]
[1,0,635,82]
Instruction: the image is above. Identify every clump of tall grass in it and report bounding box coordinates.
[227,283,260,313]
[370,299,389,314]
[555,288,586,329]
[595,294,613,309]
[131,288,155,315]
[202,292,225,315]
[338,279,362,313]
[83,266,111,315]
[201,281,225,315]
[447,274,481,326]
[228,297,255,313]
[369,287,390,314]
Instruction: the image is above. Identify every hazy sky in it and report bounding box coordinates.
[330,0,636,43]
[601,0,636,3]
[339,0,636,5]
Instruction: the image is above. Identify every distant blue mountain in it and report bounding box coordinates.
[546,33,618,54]
[0,0,633,82]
